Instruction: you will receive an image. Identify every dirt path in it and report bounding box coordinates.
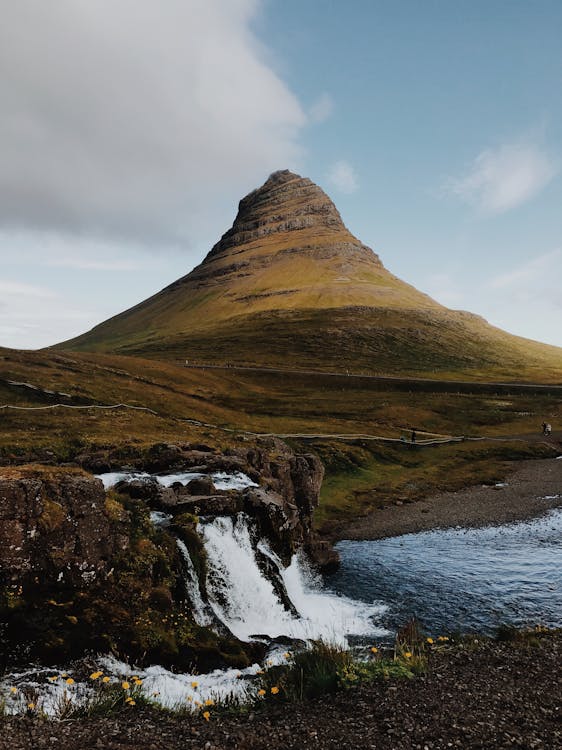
[339,456,562,541]
[2,631,560,749]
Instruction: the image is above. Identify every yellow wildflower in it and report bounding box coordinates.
[65,677,75,685]
[205,699,214,706]
[283,652,291,659]
[61,673,67,678]
[426,638,434,645]
[27,703,35,710]
[191,681,198,689]
[102,676,110,683]
[403,652,412,659]
[90,671,103,680]
[370,646,378,654]
[127,699,136,706]
[271,686,279,695]
[9,687,17,694]
[257,689,266,697]
[122,681,130,690]
[203,710,211,721]
[47,676,58,682]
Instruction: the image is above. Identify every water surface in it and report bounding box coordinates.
[328,507,562,638]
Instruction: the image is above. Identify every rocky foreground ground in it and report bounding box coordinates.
[2,631,560,750]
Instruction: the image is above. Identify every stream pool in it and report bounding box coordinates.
[328,506,562,638]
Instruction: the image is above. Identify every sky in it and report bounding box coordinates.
[1,0,561,350]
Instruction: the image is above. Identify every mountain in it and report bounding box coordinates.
[58,170,562,380]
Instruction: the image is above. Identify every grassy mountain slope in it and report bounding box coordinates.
[57,170,562,381]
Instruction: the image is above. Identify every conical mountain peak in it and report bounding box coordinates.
[206,169,364,261]
[58,169,562,381]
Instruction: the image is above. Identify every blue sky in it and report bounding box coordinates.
[1,0,561,349]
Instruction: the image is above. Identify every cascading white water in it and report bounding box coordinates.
[96,470,257,490]
[200,514,387,644]
[175,539,213,626]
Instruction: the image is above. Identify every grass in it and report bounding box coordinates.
[1,346,559,536]
[309,438,557,534]
[254,640,420,704]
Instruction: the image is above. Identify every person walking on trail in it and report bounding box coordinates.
[411,429,416,444]
[541,422,547,435]
[544,423,552,436]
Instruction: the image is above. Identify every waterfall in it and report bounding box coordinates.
[175,539,213,626]
[199,513,386,644]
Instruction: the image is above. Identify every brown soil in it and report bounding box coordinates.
[1,631,560,749]
[339,455,562,541]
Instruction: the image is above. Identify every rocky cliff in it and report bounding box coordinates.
[0,441,337,669]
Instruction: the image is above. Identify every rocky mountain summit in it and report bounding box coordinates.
[204,169,380,264]
[59,170,562,379]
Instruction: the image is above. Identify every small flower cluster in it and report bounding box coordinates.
[257,686,280,697]
[46,672,76,685]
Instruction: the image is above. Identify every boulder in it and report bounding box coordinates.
[0,465,128,587]
[184,476,216,495]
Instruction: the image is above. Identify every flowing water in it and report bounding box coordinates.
[96,469,258,491]
[327,507,562,638]
[200,514,386,644]
[5,470,560,714]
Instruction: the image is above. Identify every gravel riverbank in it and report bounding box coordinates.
[339,454,562,541]
[1,631,560,749]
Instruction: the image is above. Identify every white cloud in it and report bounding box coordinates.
[447,141,557,213]
[0,280,56,299]
[0,279,95,349]
[0,0,306,247]
[309,93,334,124]
[327,160,359,194]
[488,249,562,291]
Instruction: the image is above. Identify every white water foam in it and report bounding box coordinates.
[96,470,257,491]
[201,514,387,644]
[0,657,268,716]
[176,539,213,626]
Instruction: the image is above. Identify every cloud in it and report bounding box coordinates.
[447,141,557,213]
[309,93,334,124]
[0,0,306,247]
[0,280,56,299]
[327,160,359,194]
[0,278,95,349]
[487,248,562,296]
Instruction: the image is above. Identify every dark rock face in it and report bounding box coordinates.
[184,476,216,495]
[131,438,335,567]
[0,466,127,587]
[0,439,337,669]
[209,170,348,254]
[192,170,380,279]
[114,477,176,507]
